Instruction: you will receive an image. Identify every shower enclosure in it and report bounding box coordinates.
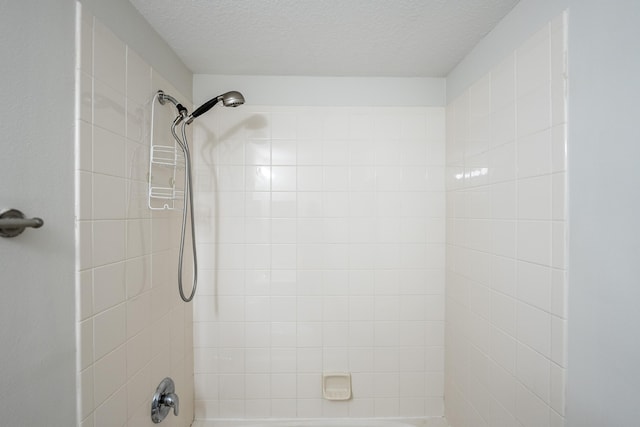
[72,4,567,425]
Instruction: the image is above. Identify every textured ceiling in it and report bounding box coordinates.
[128,0,520,77]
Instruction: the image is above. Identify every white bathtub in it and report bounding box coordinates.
[192,418,449,427]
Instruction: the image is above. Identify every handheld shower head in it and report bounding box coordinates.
[186,91,245,124]
[219,91,245,107]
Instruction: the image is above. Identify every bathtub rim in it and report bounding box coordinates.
[191,416,449,427]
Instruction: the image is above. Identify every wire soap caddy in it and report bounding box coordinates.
[148,91,186,210]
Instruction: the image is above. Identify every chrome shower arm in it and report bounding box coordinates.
[157,90,188,117]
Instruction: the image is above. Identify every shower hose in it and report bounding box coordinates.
[170,117,198,302]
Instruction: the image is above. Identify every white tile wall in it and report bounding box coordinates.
[75,6,194,427]
[74,6,566,426]
[445,13,567,427]
[192,105,446,420]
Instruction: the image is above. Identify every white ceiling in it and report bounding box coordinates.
[128,0,520,77]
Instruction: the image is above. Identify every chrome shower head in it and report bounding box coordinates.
[220,91,245,108]
[186,90,245,124]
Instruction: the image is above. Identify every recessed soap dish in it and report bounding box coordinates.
[322,372,352,401]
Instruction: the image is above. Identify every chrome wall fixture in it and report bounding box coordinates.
[151,377,179,423]
[0,208,43,238]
